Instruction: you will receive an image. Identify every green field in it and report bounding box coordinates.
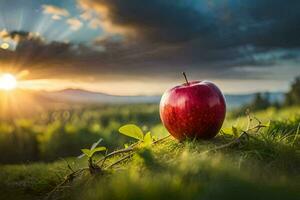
[0,105,299,200]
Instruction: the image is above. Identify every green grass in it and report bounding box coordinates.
[0,106,300,200]
[0,104,160,163]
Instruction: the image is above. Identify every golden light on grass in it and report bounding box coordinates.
[0,73,18,90]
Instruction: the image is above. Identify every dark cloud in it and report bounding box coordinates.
[80,0,300,48]
[227,0,300,48]
[101,0,214,44]
[74,0,300,78]
[0,31,98,79]
[1,0,300,81]
[1,31,72,61]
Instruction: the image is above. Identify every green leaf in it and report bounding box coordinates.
[90,146,106,157]
[81,149,92,158]
[141,132,153,148]
[119,124,144,140]
[221,127,233,135]
[144,132,153,145]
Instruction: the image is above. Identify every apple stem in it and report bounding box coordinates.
[182,72,189,85]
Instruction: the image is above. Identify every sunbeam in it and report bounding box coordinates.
[0,73,17,91]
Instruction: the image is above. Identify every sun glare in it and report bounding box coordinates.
[0,73,17,91]
[0,43,10,50]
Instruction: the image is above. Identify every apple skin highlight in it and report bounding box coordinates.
[160,80,226,140]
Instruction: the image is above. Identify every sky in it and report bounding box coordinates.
[0,0,299,95]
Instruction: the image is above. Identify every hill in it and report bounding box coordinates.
[40,88,284,108]
[39,88,161,104]
[0,89,284,119]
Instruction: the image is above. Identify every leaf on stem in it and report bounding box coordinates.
[90,146,106,156]
[81,149,92,158]
[119,124,144,140]
[143,132,153,146]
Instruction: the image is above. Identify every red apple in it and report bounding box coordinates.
[160,73,226,140]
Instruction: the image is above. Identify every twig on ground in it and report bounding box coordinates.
[202,112,267,154]
[60,158,75,173]
[105,135,171,169]
[46,135,171,199]
[95,135,170,165]
[153,135,171,144]
[45,167,88,200]
[95,147,134,165]
[105,152,135,169]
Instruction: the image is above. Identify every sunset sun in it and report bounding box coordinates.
[0,73,17,91]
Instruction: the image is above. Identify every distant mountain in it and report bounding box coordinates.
[39,88,161,104]
[39,88,285,109]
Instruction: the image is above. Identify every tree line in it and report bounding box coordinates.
[233,76,300,116]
